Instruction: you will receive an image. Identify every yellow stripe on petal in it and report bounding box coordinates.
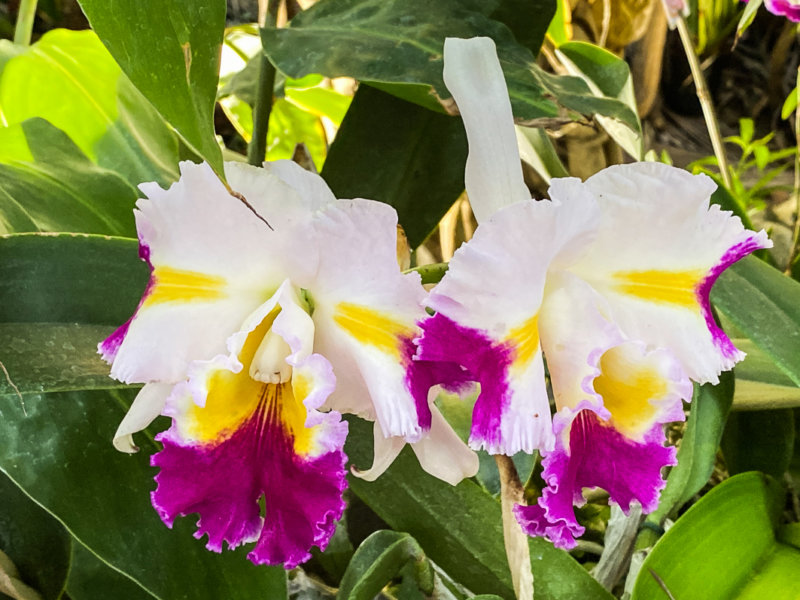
[507,313,539,371]
[613,269,704,308]
[144,267,227,306]
[333,302,415,358]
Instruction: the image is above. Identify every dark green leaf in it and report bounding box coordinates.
[0,119,139,237]
[489,0,556,56]
[0,29,179,187]
[632,473,800,600]
[732,338,800,411]
[345,417,613,600]
[555,41,642,159]
[647,374,734,527]
[77,0,225,174]
[66,541,155,600]
[261,0,639,131]
[322,85,467,247]
[0,233,145,398]
[712,256,800,387]
[338,531,433,600]
[0,389,289,600]
[0,233,145,325]
[0,470,71,600]
[722,409,795,480]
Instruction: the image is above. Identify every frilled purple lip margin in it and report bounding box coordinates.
[151,397,348,569]
[695,231,771,365]
[98,240,154,363]
[414,312,513,451]
[514,402,677,549]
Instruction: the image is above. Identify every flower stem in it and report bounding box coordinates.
[495,455,534,600]
[787,64,800,275]
[675,16,733,191]
[247,0,280,166]
[13,0,37,46]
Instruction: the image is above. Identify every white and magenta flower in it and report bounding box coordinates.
[416,37,771,548]
[745,0,800,22]
[100,160,476,567]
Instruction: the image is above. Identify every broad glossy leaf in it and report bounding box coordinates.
[261,0,639,131]
[0,471,71,600]
[338,531,433,600]
[0,389,289,600]
[633,472,800,600]
[345,417,613,600]
[0,29,179,187]
[0,234,144,398]
[722,409,795,480]
[488,0,556,55]
[646,375,733,527]
[555,42,642,159]
[732,338,800,411]
[321,85,468,248]
[0,234,145,325]
[712,256,800,387]
[66,542,155,600]
[0,119,138,236]
[78,0,225,174]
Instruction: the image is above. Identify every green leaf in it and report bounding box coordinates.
[632,472,800,600]
[261,0,640,131]
[0,470,71,600]
[647,374,734,526]
[0,119,139,236]
[545,0,570,47]
[321,85,468,248]
[732,338,800,411]
[338,531,433,600]
[722,409,795,480]
[0,233,145,325]
[0,29,179,187]
[0,389,289,600]
[77,0,225,175]
[66,541,155,600]
[736,0,762,42]
[555,41,643,159]
[781,85,798,120]
[0,233,145,398]
[711,256,800,388]
[516,126,569,183]
[345,417,613,600]
[488,0,556,56]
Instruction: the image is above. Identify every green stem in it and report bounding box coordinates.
[405,262,449,285]
[787,64,800,274]
[13,0,37,46]
[676,16,733,192]
[247,0,280,166]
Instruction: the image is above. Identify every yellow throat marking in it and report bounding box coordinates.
[144,266,227,306]
[507,313,540,370]
[613,269,704,308]
[333,302,415,358]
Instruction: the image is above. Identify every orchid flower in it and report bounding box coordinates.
[417,37,771,548]
[747,0,800,22]
[100,160,477,567]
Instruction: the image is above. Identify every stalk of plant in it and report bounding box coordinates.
[13,0,37,46]
[675,14,733,191]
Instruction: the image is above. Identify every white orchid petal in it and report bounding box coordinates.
[443,37,529,222]
[113,383,172,453]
